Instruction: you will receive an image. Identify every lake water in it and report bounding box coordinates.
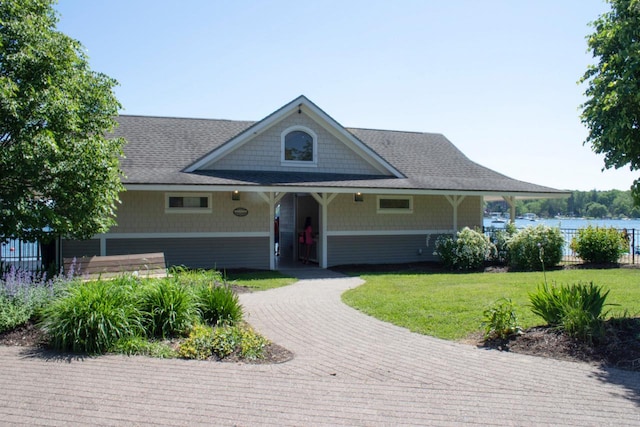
[1,240,40,260]
[483,217,640,231]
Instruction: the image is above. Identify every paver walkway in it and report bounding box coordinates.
[1,268,640,426]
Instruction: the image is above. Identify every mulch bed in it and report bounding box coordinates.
[0,321,48,348]
[466,318,640,371]
[0,283,293,364]
[0,320,295,364]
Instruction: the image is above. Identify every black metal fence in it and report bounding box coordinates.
[2,227,639,272]
[1,238,42,272]
[484,226,639,265]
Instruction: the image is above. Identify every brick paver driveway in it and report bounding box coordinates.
[1,269,639,425]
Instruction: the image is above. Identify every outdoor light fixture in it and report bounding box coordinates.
[354,192,364,202]
[232,190,240,201]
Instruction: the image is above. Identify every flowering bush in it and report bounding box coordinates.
[485,222,517,264]
[508,225,564,270]
[434,227,496,271]
[570,226,627,264]
[0,267,66,333]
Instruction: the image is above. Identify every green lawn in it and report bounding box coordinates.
[225,270,298,291]
[341,269,640,340]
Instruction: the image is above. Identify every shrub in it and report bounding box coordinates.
[39,280,143,353]
[196,283,243,326]
[210,324,241,358]
[486,223,517,264]
[529,281,611,343]
[434,227,497,271]
[433,235,457,268]
[570,226,627,264]
[0,267,59,333]
[508,225,564,270]
[177,324,216,360]
[0,295,31,333]
[139,278,198,338]
[482,298,521,339]
[237,325,270,359]
[178,323,269,360]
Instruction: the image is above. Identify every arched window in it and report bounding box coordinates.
[281,126,317,165]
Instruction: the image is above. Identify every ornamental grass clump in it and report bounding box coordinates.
[570,226,627,264]
[529,281,611,343]
[434,227,496,271]
[196,283,243,326]
[30,269,254,358]
[39,279,144,354]
[138,277,198,339]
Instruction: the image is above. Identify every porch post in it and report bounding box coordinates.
[445,195,465,233]
[258,191,286,270]
[310,192,337,268]
[503,196,516,224]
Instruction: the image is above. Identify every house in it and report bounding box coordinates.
[61,96,567,270]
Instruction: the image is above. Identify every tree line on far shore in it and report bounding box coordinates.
[485,190,640,219]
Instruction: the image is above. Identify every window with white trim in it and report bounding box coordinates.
[165,193,212,213]
[281,126,317,166]
[377,195,413,214]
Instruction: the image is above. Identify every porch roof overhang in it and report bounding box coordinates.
[123,169,570,201]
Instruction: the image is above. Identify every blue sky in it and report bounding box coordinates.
[55,0,636,191]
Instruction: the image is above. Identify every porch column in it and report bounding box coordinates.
[310,192,337,268]
[503,196,516,224]
[445,195,466,233]
[258,191,286,270]
[99,235,107,256]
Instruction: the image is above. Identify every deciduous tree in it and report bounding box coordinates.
[0,0,125,242]
[580,0,640,203]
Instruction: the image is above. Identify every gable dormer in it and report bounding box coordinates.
[185,96,403,178]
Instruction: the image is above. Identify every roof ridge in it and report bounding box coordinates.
[118,114,443,137]
[346,126,444,137]
[118,114,256,123]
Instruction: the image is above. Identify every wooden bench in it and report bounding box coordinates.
[63,252,167,280]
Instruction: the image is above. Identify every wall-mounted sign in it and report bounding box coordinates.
[233,207,249,217]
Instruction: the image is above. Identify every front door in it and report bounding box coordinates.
[296,195,319,264]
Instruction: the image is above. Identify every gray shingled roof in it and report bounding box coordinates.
[113,115,564,195]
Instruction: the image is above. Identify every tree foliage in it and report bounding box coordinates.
[486,190,640,218]
[579,0,640,203]
[0,0,124,242]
